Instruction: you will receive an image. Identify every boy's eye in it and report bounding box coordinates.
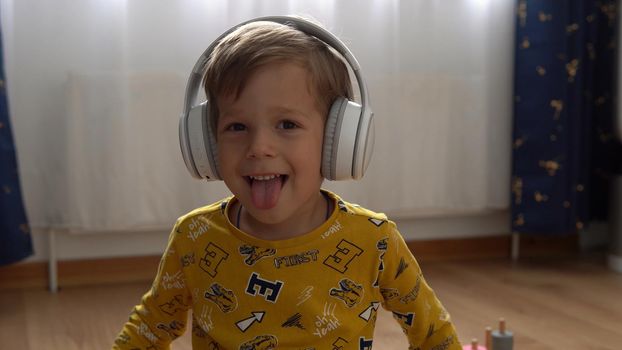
[278,120,298,130]
[226,123,246,131]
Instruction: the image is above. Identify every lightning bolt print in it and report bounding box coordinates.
[297,286,314,306]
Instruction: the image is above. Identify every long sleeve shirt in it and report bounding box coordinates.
[113,190,461,350]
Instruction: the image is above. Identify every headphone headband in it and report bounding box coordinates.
[181,16,370,120]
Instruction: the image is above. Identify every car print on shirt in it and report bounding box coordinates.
[329,278,364,307]
[204,283,238,313]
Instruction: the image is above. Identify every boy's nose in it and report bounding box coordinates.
[246,129,276,158]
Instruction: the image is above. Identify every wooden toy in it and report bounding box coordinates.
[491,318,514,350]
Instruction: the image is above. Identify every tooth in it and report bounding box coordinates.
[249,174,280,181]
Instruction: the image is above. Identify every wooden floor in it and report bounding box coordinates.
[2,256,621,349]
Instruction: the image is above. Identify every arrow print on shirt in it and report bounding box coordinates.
[358,302,380,322]
[236,311,266,332]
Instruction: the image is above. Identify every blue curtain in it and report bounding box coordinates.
[0,22,33,265]
[511,1,621,235]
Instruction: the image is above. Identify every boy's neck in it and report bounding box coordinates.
[231,192,331,241]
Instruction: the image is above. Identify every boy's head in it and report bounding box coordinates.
[178,16,374,236]
[179,16,374,185]
[203,20,353,129]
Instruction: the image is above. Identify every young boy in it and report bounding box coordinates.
[114,17,461,350]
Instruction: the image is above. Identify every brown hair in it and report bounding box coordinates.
[203,19,353,129]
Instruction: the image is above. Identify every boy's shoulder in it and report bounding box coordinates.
[328,190,390,223]
[174,196,233,227]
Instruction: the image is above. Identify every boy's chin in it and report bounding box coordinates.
[244,206,291,225]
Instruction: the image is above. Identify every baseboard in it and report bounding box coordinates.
[0,255,161,291]
[0,234,579,290]
[407,235,511,262]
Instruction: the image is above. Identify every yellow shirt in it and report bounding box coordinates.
[113,191,461,350]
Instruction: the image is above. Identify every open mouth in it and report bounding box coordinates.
[244,174,288,209]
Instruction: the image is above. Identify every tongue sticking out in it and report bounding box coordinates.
[251,176,283,209]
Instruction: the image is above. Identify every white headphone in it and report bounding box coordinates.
[179,16,374,181]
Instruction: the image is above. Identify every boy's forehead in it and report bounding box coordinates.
[217,63,326,118]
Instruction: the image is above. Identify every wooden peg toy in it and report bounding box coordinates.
[491,317,514,350]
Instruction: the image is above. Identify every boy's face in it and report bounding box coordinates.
[216,62,325,226]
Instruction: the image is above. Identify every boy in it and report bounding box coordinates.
[114,17,461,350]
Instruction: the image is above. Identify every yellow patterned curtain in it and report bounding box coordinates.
[511,1,621,235]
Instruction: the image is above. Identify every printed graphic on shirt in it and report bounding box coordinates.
[199,242,229,277]
[374,256,385,287]
[359,337,373,350]
[115,331,157,350]
[274,249,319,268]
[180,252,195,267]
[368,218,386,227]
[139,322,159,343]
[115,331,131,346]
[321,219,343,239]
[377,238,388,251]
[332,337,348,350]
[208,341,222,350]
[236,311,266,332]
[239,334,278,350]
[329,278,364,307]
[296,285,314,306]
[239,244,276,265]
[158,294,187,316]
[187,215,210,242]
[358,301,380,322]
[192,316,208,338]
[392,311,415,327]
[157,320,185,339]
[377,237,387,276]
[395,257,409,279]
[281,312,305,329]
[427,323,435,338]
[380,288,400,300]
[205,283,238,313]
[431,335,455,350]
[246,272,284,303]
[337,200,348,213]
[195,305,214,333]
[161,270,185,290]
[399,276,421,305]
[312,302,341,338]
[323,239,363,273]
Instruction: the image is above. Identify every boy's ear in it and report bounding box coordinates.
[179,101,221,181]
[322,97,374,181]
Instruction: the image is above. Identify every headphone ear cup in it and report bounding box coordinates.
[322,97,366,180]
[322,98,347,180]
[182,101,221,180]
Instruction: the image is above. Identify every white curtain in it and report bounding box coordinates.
[0,0,515,232]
